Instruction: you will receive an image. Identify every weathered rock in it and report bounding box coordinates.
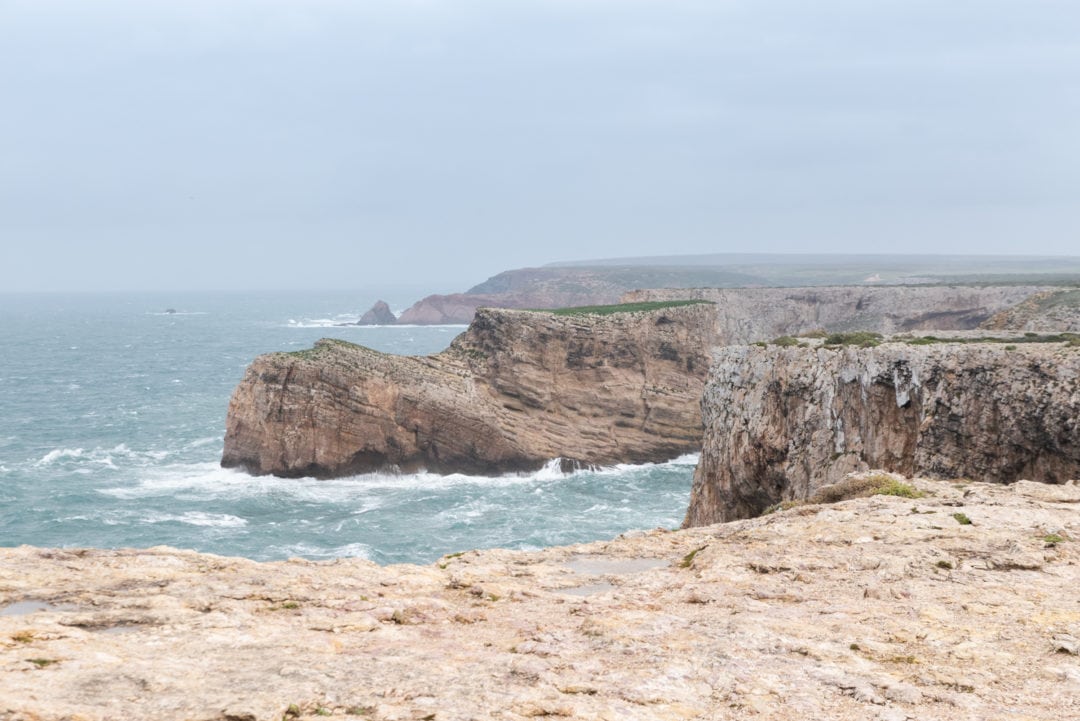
[980,288,1080,332]
[395,293,506,325]
[624,285,1054,342]
[354,300,397,326]
[222,304,715,477]
[3,477,1079,720]
[685,340,1080,525]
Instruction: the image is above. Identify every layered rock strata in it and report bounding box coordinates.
[3,477,1079,720]
[624,285,1052,343]
[222,304,715,477]
[685,340,1080,525]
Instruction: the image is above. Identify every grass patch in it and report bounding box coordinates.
[905,332,1080,347]
[886,655,919,665]
[953,512,973,526]
[680,545,708,568]
[809,473,924,505]
[823,331,883,348]
[761,473,924,516]
[282,338,368,360]
[27,658,58,668]
[767,335,800,347]
[763,500,806,515]
[537,300,714,316]
[270,601,300,611]
[936,560,954,570]
[1043,533,1067,545]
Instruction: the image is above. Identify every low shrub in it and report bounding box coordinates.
[823,331,883,348]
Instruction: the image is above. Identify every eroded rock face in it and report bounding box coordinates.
[222,304,716,477]
[625,285,1053,342]
[684,341,1080,525]
[3,477,1079,721]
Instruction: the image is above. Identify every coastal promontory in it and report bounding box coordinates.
[222,301,716,477]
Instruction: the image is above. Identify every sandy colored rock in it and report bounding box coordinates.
[222,304,715,477]
[685,340,1080,525]
[3,477,1079,720]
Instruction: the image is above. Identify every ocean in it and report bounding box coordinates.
[0,291,695,565]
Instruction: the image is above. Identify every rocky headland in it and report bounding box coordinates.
[383,253,1080,325]
[685,337,1080,526]
[3,475,1079,720]
[222,302,716,477]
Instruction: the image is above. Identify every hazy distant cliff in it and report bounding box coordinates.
[624,285,1052,343]
[222,303,716,477]
[684,340,1080,525]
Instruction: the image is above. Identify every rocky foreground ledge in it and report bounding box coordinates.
[2,476,1079,720]
[222,302,715,477]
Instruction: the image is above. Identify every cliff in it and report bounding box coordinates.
[684,338,1080,525]
[222,302,716,477]
[981,288,1080,332]
[623,285,1053,343]
[4,476,1079,720]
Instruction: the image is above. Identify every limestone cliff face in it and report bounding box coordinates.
[222,304,715,477]
[684,341,1080,525]
[624,286,1050,343]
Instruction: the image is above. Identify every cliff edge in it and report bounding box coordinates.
[222,302,716,477]
[685,337,1080,525]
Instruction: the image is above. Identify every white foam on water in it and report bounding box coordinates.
[264,542,372,560]
[96,462,254,499]
[36,447,85,465]
[35,444,174,473]
[98,453,698,502]
[141,511,248,528]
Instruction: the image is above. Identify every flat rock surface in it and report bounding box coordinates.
[2,478,1079,720]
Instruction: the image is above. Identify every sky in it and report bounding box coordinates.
[2,0,1078,292]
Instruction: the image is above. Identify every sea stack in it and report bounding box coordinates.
[357,300,397,325]
[222,302,717,477]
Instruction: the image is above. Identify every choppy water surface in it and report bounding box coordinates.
[0,291,694,564]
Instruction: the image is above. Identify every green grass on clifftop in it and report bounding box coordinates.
[533,300,714,316]
[281,338,369,360]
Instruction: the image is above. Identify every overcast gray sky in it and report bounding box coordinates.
[2,0,1078,292]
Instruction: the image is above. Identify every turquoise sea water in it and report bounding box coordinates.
[0,292,694,565]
